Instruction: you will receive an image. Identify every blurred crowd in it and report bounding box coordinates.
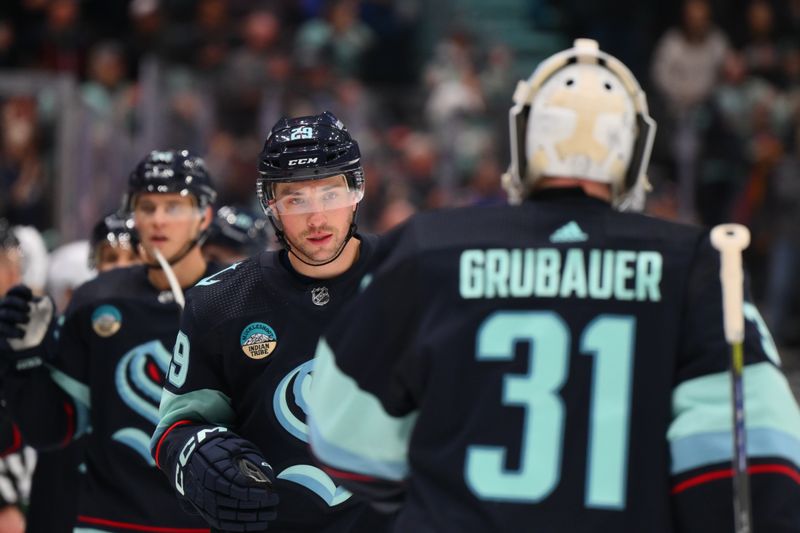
[0,0,510,242]
[647,0,800,346]
[0,0,798,335]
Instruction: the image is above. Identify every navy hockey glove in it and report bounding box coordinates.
[0,285,54,372]
[175,427,279,532]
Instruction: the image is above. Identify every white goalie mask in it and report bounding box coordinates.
[502,39,656,211]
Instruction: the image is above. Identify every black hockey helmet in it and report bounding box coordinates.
[0,219,19,250]
[124,149,217,267]
[206,205,270,256]
[124,149,217,213]
[89,211,137,268]
[256,111,364,218]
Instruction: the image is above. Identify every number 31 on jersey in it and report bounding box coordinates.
[465,311,635,510]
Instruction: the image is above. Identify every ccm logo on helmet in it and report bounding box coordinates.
[288,158,318,166]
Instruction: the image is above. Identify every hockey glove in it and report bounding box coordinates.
[0,285,54,373]
[175,427,279,532]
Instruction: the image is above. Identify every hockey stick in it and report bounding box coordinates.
[710,223,752,533]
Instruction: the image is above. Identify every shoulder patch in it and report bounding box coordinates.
[240,322,277,360]
[92,304,122,337]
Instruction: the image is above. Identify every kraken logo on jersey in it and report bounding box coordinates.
[91,305,122,337]
[114,339,171,466]
[273,360,352,506]
[240,322,278,360]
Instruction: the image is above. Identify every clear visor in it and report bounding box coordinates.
[269,175,364,216]
[132,195,201,223]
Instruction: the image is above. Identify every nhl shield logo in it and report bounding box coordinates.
[311,287,330,306]
[157,290,175,304]
[240,322,278,360]
[91,305,122,337]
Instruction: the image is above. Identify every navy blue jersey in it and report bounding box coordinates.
[308,194,800,533]
[25,443,82,533]
[152,235,394,532]
[4,265,215,533]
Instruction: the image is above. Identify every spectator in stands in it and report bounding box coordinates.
[742,0,783,86]
[651,0,730,221]
[0,97,48,229]
[295,0,375,78]
[652,0,729,116]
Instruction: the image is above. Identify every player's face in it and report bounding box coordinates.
[0,249,22,295]
[96,242,139,272]
[272,175,357,265]
[133,193,208,262]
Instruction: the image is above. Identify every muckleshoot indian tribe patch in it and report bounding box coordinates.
[240,322,278,360]
[91,305,122,337]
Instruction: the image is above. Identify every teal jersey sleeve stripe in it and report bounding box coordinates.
[669,362,800,440]
[309,419,409,481]
[668,361,800,473]
[150,388,235,451]
[48,365,91,408]
[671,427,800,474]
[308,338,417,481]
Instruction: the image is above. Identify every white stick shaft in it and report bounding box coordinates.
[152,248,185,309]
[710,224,751,344]
[710,223,753,533]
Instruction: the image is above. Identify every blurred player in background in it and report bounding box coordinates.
[307,39,800,533]
[0,219,31,533]
[89,211,139,273]
[12,225,48,297]
[46,241,95,314]
[202,204,271,265]
[26,211,140,533]
[151,112,393,532]
[0,220,23,298]
[0,150,219,533]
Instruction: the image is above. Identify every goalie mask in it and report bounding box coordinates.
[502,38,656,211]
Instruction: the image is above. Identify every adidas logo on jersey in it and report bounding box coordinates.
[549,221,588,243]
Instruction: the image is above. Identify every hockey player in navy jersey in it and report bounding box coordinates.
[0,150,219,533]
[0,220,28,533]
[151,112,393,532]
[89,211,140,272]
[202,205,271,265]
[307,39,800,533]
[25,211,141,533]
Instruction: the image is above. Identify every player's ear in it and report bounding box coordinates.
[199,206,213,230]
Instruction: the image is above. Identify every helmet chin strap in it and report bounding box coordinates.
[143,233,208,269]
